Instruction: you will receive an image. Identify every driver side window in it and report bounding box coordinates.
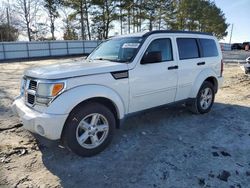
[142,38,173,64]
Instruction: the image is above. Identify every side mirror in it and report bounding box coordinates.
[141,51,162,64]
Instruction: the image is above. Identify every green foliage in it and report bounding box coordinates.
[63,0,92,40]
[171,0,228,39]
[62,0,228,39]
[63,26,78,40]
[6,0,228,41]
[0,24,19,41]
[91,0,118,39]
[44,0,60,40]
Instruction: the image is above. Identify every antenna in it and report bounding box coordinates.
[229,24,234,44]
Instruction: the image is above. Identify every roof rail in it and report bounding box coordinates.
[142,30,213,37]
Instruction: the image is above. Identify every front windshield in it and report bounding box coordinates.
[88,37,143,63]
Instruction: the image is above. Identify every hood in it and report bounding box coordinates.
[24,60,129,79]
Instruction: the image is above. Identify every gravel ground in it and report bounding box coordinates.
[0,52,250,188]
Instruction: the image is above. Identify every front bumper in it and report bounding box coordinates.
[12,97,68,140]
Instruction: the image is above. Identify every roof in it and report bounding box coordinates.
[113,30,213,39]
[142,30,213,37]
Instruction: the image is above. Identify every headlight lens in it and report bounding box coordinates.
[36,82,65,105]
[37,83,64,97]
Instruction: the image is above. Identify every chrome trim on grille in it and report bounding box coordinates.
[22,77,66,107]
[24,79,37,107]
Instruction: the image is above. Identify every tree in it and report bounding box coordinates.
[0,8,5,24]
[60,6,79,40]
[14,0,41,41]
[0,2,19,41]
[156,0,176,30]
[31,22,50,41]
[63,24,78,40]
[91,0,118,39]
[200,1,228,39]
[0,24,19,41]
[63,0,91,40]
[170,0,228,39]
[118,0,144,34]
[44,0,60,40]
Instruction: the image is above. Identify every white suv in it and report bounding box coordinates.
[12,30,223,156]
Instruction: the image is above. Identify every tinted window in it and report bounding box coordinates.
[144,38,173,62]
[177,38,199,60]
[200,39,218,57]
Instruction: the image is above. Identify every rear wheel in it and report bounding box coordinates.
[62,102,115,157]
[188,81,215,114]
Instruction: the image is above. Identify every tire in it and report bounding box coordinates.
[188,81,215,114]
[62,102,115,157]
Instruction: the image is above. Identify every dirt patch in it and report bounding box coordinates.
[0,57,250,187]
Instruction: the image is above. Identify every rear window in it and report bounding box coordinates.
[200,39,218,57]
[177,38,199,60]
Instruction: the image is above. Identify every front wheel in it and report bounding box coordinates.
[62,102,115,157]
[188,81,215,114]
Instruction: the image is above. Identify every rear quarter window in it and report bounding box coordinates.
[200,38,218,57]
[177,38,199,60]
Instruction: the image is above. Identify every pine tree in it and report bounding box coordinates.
[44,0,60,40]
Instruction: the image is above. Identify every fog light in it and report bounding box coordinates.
[36,125,45,135]
[36,97,51,105]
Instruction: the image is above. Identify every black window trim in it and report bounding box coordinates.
[140,38,174,64]
[177,37,201,60]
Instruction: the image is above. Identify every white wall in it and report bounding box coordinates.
[0,40,101,61]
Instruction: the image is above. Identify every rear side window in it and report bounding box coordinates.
[200,39,218,57]
[177,38,199,60]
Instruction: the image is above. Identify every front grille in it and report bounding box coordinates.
[29,80,37,90]
[27,93,35,105]
[24,79,37,106]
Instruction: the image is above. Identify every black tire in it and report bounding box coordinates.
[187,81,215,114]
[62,102,115,157]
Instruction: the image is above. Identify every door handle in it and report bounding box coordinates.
[197,62,205,66]
[168,65,178,70]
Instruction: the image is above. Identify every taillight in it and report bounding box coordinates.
[220,59,224,76]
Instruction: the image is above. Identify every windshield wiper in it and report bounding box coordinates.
[93,58,110,61]
[92,58,128,63]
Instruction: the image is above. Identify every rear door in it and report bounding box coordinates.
[175,37,204,101]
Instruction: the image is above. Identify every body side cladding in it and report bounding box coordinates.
[121,99,189,125]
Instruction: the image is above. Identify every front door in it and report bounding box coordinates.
[129,37,178,113]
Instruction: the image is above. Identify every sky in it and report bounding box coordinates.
[214,0,250,43]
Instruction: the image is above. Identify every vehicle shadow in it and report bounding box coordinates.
[37,102,250,188]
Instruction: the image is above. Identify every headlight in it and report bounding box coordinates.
[37,82,64,97]
[36,82,65,105]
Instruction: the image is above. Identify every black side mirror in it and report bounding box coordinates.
[141,51,162,64]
